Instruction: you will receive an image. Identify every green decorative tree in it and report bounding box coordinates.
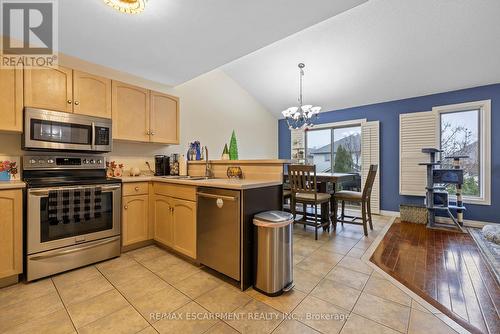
[229,130,239,160]
[334,145,354,173]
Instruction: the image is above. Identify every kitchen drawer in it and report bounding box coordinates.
[123,182,149,196]
[154,183,196,201]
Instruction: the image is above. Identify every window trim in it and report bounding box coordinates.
[305,119,366,172]
[433,100,491,206]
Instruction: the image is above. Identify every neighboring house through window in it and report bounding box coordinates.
[306,125,362,174]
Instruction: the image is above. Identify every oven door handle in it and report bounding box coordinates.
[29,237,119,260]
[29,184,121,197]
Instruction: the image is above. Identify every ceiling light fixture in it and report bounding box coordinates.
[103,0,146,14]
[281,63,321,130]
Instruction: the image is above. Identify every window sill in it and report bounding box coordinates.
[461,197,491,206]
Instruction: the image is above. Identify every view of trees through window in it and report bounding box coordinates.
[440,110,480,197]
[306,126,362,174]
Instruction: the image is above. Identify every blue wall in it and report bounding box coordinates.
[278,84,500,223]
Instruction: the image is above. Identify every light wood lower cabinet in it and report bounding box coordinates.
[152,195,174,247]
[0,190,22,280]
[122,194,149,247]
[153,194,196,259]
[171,198,197,259]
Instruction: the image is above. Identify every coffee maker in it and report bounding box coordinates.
[155,155,170,176]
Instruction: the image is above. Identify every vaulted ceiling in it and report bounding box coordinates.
[58,0,366,86]
[223,0,500,117]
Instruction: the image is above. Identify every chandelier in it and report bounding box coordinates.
[103,0,146,14]
[281,63,321,130]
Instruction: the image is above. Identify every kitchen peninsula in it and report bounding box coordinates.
[120,159,289,290]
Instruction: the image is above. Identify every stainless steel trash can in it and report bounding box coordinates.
[253,211,294,296]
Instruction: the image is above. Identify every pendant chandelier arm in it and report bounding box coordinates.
[282,62,320,130]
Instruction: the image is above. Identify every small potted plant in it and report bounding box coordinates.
[0,161,18,181]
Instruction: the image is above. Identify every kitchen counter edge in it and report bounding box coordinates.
[119,176,283,190]
[0,181,26,190]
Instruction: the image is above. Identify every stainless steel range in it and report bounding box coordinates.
[23,154,121,281]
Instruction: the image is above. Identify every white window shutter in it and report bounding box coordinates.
[399,111,438,196]
[361,121,380,214]
[290,129,306,162]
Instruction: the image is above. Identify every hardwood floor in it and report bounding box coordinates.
[370,219,500,334]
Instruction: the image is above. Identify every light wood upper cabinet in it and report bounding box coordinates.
[172,198,196,259]
[153,195,174,247]
[0,68,23,132]
[24,65,73,112]
[150,91,179,144]
[112,81,150,142]
[73,71,111,118]
[122,194,149,247]
[0,190,22,279]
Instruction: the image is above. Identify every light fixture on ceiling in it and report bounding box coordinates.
[281,63,321,130]
[103,0,146,14]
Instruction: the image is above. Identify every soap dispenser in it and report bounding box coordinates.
[179,154,187,176]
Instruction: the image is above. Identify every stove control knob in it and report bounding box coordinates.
[47,159,54,164]
[29,159,37,164]
[38,159,44,164]
[90,159,95,164]
[97,159,103,165]
[83,159,88,164]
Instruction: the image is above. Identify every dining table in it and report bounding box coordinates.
[284,172,358,224]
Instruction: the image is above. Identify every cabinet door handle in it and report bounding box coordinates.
[151,132,155,136]
[135,186,139,191]
[67,100,72,104]
[74,101,80,105]
[124,205,128,210]
[146,130,151,135]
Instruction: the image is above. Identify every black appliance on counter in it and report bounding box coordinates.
[155,155,170,176]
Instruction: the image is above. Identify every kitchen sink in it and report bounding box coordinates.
[157,175,214,181]
[179,176,213,180]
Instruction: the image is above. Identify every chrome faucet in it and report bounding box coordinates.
[205,146,213,178]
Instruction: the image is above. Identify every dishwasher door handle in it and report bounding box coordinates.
[197,192,238,201]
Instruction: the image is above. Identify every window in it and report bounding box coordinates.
[434,100,491,205]
[306,122,362,178]
[306,129,331,172]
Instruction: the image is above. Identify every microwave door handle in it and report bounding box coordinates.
[91,122,96,151]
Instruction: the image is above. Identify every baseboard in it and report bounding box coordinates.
[379,210,491,228]
[0,274,19,288]
[121,239,155,253]
[380,210,400,216]
[435,217,489,228]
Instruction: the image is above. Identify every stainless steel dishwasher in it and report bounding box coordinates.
[197,187,241,281]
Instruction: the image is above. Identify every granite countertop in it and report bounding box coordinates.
[119,175,282,190]
[0,180,26,190]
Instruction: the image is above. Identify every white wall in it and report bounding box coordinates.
[170,69,278,160]
[0,133,22,156]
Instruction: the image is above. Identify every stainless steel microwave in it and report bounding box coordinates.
[23,108,112,152]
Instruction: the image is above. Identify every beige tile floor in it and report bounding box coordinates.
[0,214,460,334]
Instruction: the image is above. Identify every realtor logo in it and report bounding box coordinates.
[1,0,58,68]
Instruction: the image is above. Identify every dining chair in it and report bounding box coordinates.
[332,165,377,236]
[288,164,331,240]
